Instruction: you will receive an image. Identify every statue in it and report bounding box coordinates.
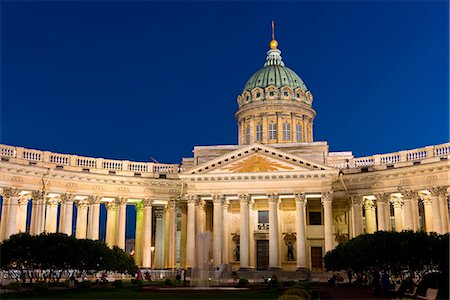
[287,241,295,261]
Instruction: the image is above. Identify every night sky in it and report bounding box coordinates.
[1,2,448,239]
[2,1,448,164]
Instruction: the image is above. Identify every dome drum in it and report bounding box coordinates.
[237,86,313,108]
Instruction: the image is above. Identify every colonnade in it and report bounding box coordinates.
[352,187,449,236]
[0,188,159,268]
[185,192,335,270]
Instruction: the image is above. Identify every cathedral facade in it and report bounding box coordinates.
[0,35,448,273]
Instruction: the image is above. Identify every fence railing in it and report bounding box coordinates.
[327,142,449,169]
[0,144,179,175]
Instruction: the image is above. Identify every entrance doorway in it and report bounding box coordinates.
[311,247,323,271]
[256,240,269,270]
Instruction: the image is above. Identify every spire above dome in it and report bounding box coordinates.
[265,21,284,67]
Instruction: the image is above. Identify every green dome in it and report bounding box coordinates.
[243,65,307,93]
[242,47,308,93]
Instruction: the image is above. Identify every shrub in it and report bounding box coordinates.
[238,278,249,286]
[133,279,144,287]
[33,281,49,292]
[6,282,22,291]
[284,287,309,299]
[164,278,173,286]
[282,280,296,287]
[113,280,123,288]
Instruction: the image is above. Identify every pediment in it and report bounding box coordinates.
[184,143,333,175]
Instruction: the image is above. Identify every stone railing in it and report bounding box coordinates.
[328,142,450,169]
[0,144,180,176]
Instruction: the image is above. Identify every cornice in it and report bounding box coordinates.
[0,161,181,188]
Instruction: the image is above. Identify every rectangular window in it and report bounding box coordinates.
[257,210,269,230]
[309,211,322,225]
[296,124,302,142]
[256,124,263,141]
[283,123,290,141]
[245,126,250,144]
[269,123,277,140]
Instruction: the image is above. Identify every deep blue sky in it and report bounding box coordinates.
[1,1,449,164]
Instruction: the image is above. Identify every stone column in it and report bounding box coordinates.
[268,193,280,268]
[375,193,389,231]
[239,194,250,269]
[212,195,224,267]
[60,194,74,236]
[390,196,404,232]
[30,191,45,235]
[438,189,449,232]
[276,112,283,142]
[363,198,377,233]
[421,194,434,233]
[0,189,10,240]
[141,198,153,268]
[186,195,197,268]
[167,199,177,269]
[154,208,165,269]
[294,193,307,269]
[105,202,117,247]
[195,199,206,235]
[87,196,101,240]
[75,200,89,239]
[322,192,334,253]
[249,199,257,268]
[2,188,20,240]
[115,199,127,249]
[222,200,230,264]
[45,197,59,233]
[17,195,30,233]
[262,113,269,144]
[134,202,144,266]
[401,191,417,231]
[350,195,362,238]
[249,116,255,144]
[430,187,444,234]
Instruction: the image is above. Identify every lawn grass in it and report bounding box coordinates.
[2,286,284,300]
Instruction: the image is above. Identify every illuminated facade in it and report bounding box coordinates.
[0,34,448,274]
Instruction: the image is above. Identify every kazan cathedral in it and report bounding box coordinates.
[0,31,449,278]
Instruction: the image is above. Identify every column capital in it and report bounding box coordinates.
[401,190,420,200]
[142,198,154,207]
[363,198,375,210]
[2,187,21,198]
[294,193,307,203]
[222,199,230,209]
[186,194,199,204]
[88,195,102,204]
[105,201,117,210]
[420,194,432,205]
[390,195,404,208]
[18,194,31,205]
[46,197,60,207]
[167,199,176,210]
[374,192,390,203]
[212,194,225,204]
[267,193,279,203]
[76,199,90,208]
[349,194,362,206]
[238,194,251,204]
[60,193,75,203]
[31,190,45,201]
[321,191,333,204]
[429,186,446,197]
[116,197,128,205]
